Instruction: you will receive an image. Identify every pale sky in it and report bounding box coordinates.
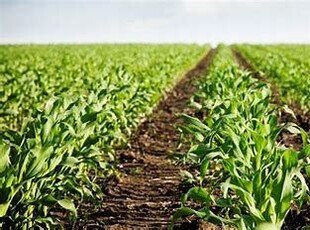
[0,0,309,44]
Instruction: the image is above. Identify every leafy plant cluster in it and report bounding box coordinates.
[172,45,310,230]
[234,44,310,112]
[257,45,310,68]
[0,44,208,228]
[0,44,206,130]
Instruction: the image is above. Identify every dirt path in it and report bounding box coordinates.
[69,49,216,229]
[233,49,310,229]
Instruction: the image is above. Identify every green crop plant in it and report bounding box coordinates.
[0,44,207,131]
[172,46,310,230]
[0,94,112,228]
[0,44,210,228]
[233,44,310,112]
[245,45,310,68]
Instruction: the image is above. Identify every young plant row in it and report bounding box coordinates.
[0,44,206,130]
[172,45,310,229]
[0,45,209,228]
[253,45,310,68]
[234,44,310,112]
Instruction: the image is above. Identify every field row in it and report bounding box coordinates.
[0,44,208,228]
[234,44,310,112]
[0,44,309,229]
[172,45,310,229]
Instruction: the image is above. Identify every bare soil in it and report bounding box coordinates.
[233,49,310,229]
[65,49,217,229]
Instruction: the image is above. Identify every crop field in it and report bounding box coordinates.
[0,44,309,229]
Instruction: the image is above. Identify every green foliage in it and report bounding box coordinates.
[234,44,310,112]
[172,46,309,230]
[0,44,206,130]
[0,44,208,228]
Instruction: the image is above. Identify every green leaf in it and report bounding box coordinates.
[305,165,310,178]
[57,199,77,216]
[300,128,308,145]
[181,114,210,132]
[26,146,54,179]
[44,97,59,114]
[283,149,298,170]
[200,157,210,181]
[81,112,98,123]
[216,198,232,207]
[0,201,10,217]
[172,207,196,220]
[299,145,310,159]
[0,142,10,173]
[185,187,210,205]
[192,144,208,158]
[173,207,208,220]
[42,117,54,143]
[64,156,79,167]
[256,222,280,230]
